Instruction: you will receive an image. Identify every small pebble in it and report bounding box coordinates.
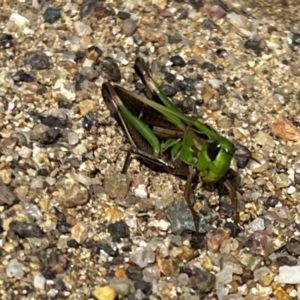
[134,184,148,198]
[170,55,186,67]
[108,221,130,242]
[278,265,300,284]
[216,265,233,286]
[286,238,300,256]
[68,132,79,145]
[130,247,155,268]
[122,19,136,36]
[10,13,29,27]
[6,259,25,279]
[109,277,134,296]
[74,21,93,36]
[9,220,44,238]
[287,185,296,194]
[248,218,265,231]
[104,173,129,199]
[43,7,61,24]
[71,222,88,244]
[147,219,170,231]
[101,57,121,82]
[292,32,300,45]
[33,272,46,290]
[26,51,50,70]
[93,286,117,300]
[0,184,17,205]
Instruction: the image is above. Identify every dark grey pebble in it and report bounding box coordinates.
[43,7,61,24]
[117,11,131,20]
[188,0,203,11]
[173,77,195,92]
[13,70,36,83]
[159,84,177,97]
[67,239,80,248]
[292,33,300,45]
[215,48,227,58]
[175,7,188,20]
[165,200,196,234]
[201,62,216,72]
[167,33,182,44]
[191,267,216,295]
[164,74,175,84]
[83,112,98,131]
[40,128,61,144]
[9,220,44,238]
[26,51,50,70]
[126,265,143,280]
[244,39,263,53]
[233,142,252,169]
[0,184,18,206]
[39,115,67,128]
[218,85,228,95]
[202,19,215,30]
[83,241,117,256]
[265,195,279,208]
[0,33,13,49]
[101,57,121,82]
[286,238,300,256]
[36,168,50,176]
[108,220,130,242]
[170,55,186,67]
[80,0,103,19]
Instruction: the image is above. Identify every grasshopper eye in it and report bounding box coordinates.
[207,141,221,161]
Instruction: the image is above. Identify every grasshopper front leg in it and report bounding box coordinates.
[183,166,199,231]
[223,179,239,223]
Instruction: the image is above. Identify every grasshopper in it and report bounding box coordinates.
[102,58,237,231]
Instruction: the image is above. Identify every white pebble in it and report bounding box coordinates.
[53,79,76,102]
[125,217,137,228]
[287,185,296,195]
[129,247,155,268]
[22,202,42,220]
[216,265,233,286]
[274,207,288,219]
[19,146,32,159]
[6,259,25,279]
[249,218,265,231]
[68,132,79,145]
[77,173,92,186]
[31,177,44,189]
[10,13,29,27]
[176,74,184,81]
[147,219,170,231]
[73,21,92,36]
[8,101,15,111]
[46,177,56,186]
[278,266,300,284]
[134,184,148,198]
[33,272,46,290]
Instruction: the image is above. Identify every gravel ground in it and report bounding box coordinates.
[1,0,300,299]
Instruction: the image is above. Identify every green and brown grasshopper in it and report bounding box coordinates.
[102,58,239,230]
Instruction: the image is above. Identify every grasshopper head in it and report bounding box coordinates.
[197,139,234,183]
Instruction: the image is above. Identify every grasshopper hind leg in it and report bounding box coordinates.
[122,148,200,232]
[122,147,177,174]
